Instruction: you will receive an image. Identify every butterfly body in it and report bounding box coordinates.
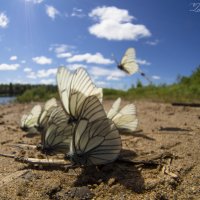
[118,48,139,75]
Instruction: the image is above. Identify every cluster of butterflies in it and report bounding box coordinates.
[20,48,139,167]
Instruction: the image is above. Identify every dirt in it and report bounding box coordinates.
[0,100,200,200]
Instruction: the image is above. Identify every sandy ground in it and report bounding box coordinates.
[0,100,200,200]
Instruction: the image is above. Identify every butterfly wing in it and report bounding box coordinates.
[57,67,73,115]
[107,98,121,119]
[78,95,107,122]
[69,118,121,166]
[21,105,42,130]
[41,106,72,154]
[68,95,121,166]
[112,104,138,133]
[57,67,103,119]
[120,48,139,75]
[38,98,57,131]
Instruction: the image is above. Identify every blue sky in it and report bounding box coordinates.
[0,0,199,89]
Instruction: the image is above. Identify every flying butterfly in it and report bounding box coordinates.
[115,48,152,83]
[57,67,103,123]
[65,95,122,166]
[117,47,139,75]
[107,97,138,133]
[21,104,42,132]
[38,106,73,154]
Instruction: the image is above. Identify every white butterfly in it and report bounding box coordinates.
[66,95,122,166]
[21,104,42,131]
[38,106,73,154]
[38,98,58,132]
[107,98,138,133]
[117,48,139,75]
[57,67,103,123]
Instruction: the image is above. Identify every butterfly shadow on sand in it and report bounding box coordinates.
[73,149,145,194]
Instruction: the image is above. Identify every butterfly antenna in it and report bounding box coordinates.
[138,69,152,85]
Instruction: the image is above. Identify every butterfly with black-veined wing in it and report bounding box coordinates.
[21,104,42,132]
[117,48,139,75]
[65,95,122,166]
[57,67,103,124]
[115,48,152,84]
[107,98,138,133]
[37,106,73,154]
[37,98,58,132]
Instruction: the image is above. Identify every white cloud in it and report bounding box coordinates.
[32,56,52,65]
[26,68,57,79]
[49,44,68,53]
[71,8,85,18]
[89,66,125,81]
[67,53,114,65]
[146,39,159,46]
[88,6,151,41]
[0,12,9,28]
[57,52,72,58]
[136,59,151,66]
[25,0,44,4]
[46,5,59,20]
[0,63,20,71]
[37,68,57,78]
[152,75,160,80]
[24,67,32,72]
[10,56,18,61]
[40,79,55,85]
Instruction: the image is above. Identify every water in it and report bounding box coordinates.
[0,97,16,105]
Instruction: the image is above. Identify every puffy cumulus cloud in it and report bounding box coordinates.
[88,6,151,41]
[152,75,160,80]
[136,59,151,66]
[32,56,52,65]
[67,53,114,65]
[37,68,57,78]
[89,66,125,81]
[0,12,9,28]
[0,63,20,71]
[40,79,55,85]
[10,56,18,61]
[46,5,59,20]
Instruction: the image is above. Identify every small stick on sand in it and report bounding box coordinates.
[0,170,30,187]
[8,143,37,149]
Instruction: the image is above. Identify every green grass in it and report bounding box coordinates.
[17,86,58,103]
[16,66,200,103]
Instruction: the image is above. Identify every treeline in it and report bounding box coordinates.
[0,84,57,97]
[4,65,200,103]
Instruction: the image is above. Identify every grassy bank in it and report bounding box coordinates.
[16,66,200,103]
